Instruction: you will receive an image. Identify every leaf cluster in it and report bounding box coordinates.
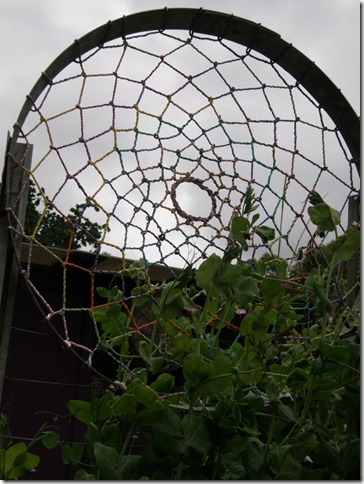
[34,190,360,479]
[0,413,62,479]
[24,180,106,250]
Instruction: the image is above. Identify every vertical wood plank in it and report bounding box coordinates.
[0,140,33,403]
[346,194,360,308]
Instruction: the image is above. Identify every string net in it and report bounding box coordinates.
[5,27,359,367]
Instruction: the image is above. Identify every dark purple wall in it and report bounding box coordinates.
[1,261,97,479]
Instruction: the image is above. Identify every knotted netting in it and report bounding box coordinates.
[3,9,360,364]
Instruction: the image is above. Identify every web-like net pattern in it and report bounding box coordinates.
[5,27,359,357]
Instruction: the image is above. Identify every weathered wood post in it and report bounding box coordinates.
[346,193,360,308]
[0,138,32,403]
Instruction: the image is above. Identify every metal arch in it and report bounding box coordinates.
[9,8,360,175]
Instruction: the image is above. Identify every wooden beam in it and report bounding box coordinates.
[346,193,360,308]
[0,140,32,404]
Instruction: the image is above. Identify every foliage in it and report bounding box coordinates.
[0,413,60,479]
[24,180,106,250]
[54,191,361,479]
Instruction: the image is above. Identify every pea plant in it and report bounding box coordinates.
[0,413,61,479]
[57,190,360,479]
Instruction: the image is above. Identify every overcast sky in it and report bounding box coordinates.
[0,0,360,267]
[0,0,359,173]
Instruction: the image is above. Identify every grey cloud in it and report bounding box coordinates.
[0,1,359,267]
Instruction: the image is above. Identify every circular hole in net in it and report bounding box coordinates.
[171,177,216,223]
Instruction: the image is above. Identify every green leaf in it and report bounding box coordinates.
[239,436,265,472]
[233,276,259,307]
[101,422,120,449]
[134,382,158,405]
[150,373,175,393]
[196,254,242,297]
[265,380,280,403]
[94,443,120,480]
[240,306,258,336]
[130,287,152,307]
[231,216,251,246]
[7,453,40,479]
[275,451,301,480]
[118,455,142,479]
[217,264,243,293]
[3,442,26,475]
[41,431,60,449]
[68,400,94,424]
[3,443,40,479]
[274,258,288,279]
[348,341,360,362]
[242,185,256,214]
[308,191,325,206]
[62,443,84,465]
[255,225,275,243]
[196,254,220,291]
[127,259,149,282]
[74,469,96,480]
[90,391,114,421]
[181,414,209,462]
[241,306,275,338]
[286,367,309,389]
[260,277,284,304]
[221,452,247,479]
[183,355,211,388]
[167,334,191,360]
[149,356,165,374]
[109,285,122,302]
[0,414,12,450]
[92,306,127,337]
[198,353,233,395]
[106,304,122,318]
[308,203,341,232]
[137,400,167,426]
[151,409,183,457]
[96,286,109,299]
[316,439,342,475]
[225,434,245,452]
[138,340,150,363]
[85,422,102,453]
[112,380,144,417]
[110,393,136,420]
[318,340,351,365]
[291,432,318,460]
[277,401,296,421]
[118,379,158,416]
[330,227,360,265]
[175,264,196,289]
[239,393,265,410]
[158,285,186,318]
[268,442,300,479]
[305,273,332,315]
